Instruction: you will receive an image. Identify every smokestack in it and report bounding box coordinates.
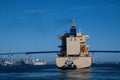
[70,20,76,36]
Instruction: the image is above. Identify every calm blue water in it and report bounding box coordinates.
[0,64,120,80]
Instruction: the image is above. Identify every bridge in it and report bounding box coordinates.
[0,50,120,64]
[0,50,120,55]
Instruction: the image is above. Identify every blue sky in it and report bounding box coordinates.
[0,0,120,61]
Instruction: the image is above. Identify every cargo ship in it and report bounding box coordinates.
[56,20,92,69]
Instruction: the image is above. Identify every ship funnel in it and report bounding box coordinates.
[70,20,76,36]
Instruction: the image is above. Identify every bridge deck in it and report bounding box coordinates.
[0,50,120,55]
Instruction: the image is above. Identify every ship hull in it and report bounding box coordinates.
[56,56,92,69]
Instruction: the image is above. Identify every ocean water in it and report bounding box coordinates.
[0,65,120,80]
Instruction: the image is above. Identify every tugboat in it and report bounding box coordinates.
[56,20,92,69]
[60,59,76,70]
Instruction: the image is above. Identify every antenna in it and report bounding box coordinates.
[79,28,81,32]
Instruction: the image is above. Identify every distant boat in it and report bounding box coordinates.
[56,20,92,69]
[32,59,46,65]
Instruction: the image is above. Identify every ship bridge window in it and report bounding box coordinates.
[80,39,82,41]
[75,38,76,41]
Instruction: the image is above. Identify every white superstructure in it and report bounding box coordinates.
[56,20,92,69]
[32,59,46,65]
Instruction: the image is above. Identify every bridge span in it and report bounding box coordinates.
[0,50,120,55]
